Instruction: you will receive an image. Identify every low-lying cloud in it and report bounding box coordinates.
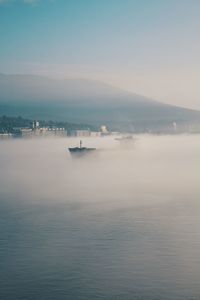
[1,135,200,299]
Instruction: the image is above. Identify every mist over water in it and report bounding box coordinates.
[1,135,200,300]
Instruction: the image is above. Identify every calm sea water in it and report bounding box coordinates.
[1,135,200,300]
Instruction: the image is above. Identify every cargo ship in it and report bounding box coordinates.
[115,134,134,141]
[68,140,96,154]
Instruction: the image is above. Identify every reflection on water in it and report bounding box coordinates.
[1,135,200,300]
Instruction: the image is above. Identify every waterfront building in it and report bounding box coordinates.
[0,133,14,140]
[100,125,108,133]
[21,128,33,137]
[90,131,101,137]
[76,130,91,137]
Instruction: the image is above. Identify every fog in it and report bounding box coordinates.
[1,135,200,207]
[1,135,200,299]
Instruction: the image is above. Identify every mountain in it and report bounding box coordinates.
[1,73,200,131]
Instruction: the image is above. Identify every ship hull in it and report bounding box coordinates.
[68,147,96,154]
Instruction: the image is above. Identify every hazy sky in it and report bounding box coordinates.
[0,0,200,109]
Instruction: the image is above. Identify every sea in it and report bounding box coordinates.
[1,135,200,300]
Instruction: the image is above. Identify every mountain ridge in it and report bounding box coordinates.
[1,74,200,131]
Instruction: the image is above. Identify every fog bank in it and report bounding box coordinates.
[1,135,200,207]
[1,135,200,300]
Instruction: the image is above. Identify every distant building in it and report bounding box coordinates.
[100,125,109,136]
[76,130,91,137]
[32,121,40,130]
[21,126,67,138]
[49,128,66,136]
[100,125,108,133]
[0,133,13,140]
[110,131,120,136]
[172,121,177,132]
[90,131,101,137]
[34,127,67,137]
[21,128,33,137]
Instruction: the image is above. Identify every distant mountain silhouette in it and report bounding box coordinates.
[1,74,200,131]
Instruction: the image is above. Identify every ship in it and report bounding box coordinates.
[68,140,96,154]
[115,134,134,141]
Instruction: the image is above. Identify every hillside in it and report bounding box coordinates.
[1,74,200,131]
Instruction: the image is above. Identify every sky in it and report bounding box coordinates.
[0,0,200,109]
